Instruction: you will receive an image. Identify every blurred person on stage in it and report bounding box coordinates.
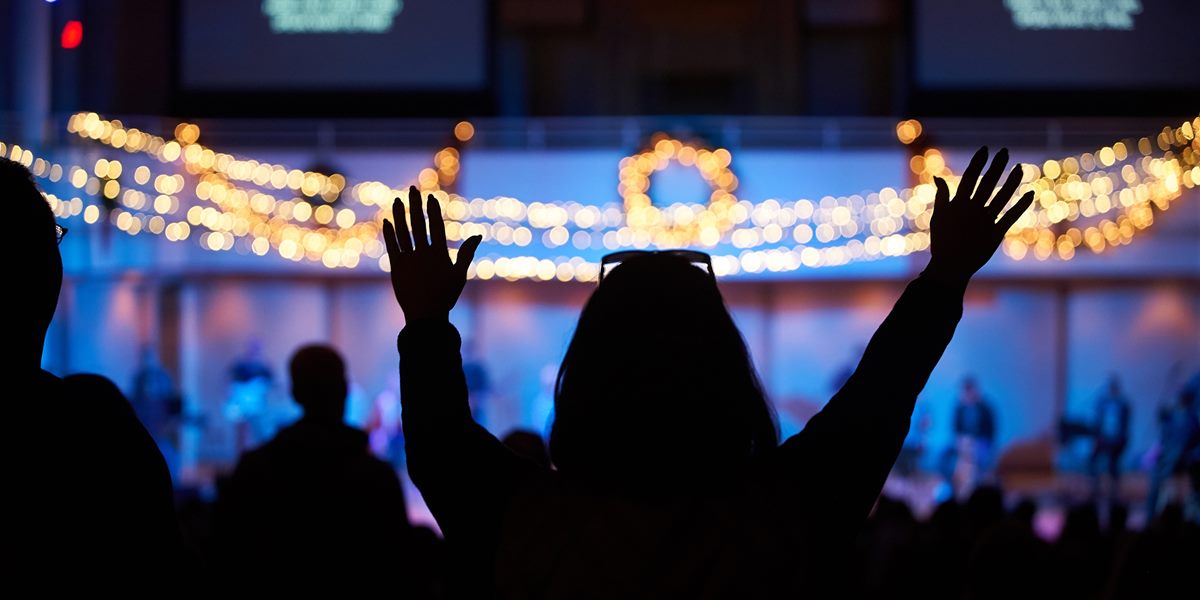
[367,370,405,469]
[462,338,492,427]
[1145,372,1200,521]
[528,362,559,439]
[223,338,275,453]
[1090,374,1131,502]
[952,376,997,498]
[896,406,932,477]
[131,343,183,481]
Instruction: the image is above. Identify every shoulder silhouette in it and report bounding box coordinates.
[384,149,1035,597]
[5,157,184,584]
[214,344,417,585]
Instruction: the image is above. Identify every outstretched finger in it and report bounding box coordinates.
[954,146,989,202]
[390,197,413,252]
[987,165,1024,220]
[427,194,448,257]
[408,186,428,249]
[454,235,483,278]
[973,148,1009,207]
[996,190,1035,233]
[382,219,403,265]
[934,177,951,214]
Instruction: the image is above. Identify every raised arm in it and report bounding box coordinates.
[777,147,1034,522]
[383,186,533,543]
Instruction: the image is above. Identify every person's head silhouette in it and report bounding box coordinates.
[1179,371,1199,409]
[502,429,551,469]
[1106,373,1123,397]
[4,158,63,371]
[961,376,981,404]
[550,252,776,483]
[290,344,348,424]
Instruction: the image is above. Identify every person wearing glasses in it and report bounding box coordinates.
[383,147,1034,597]
[5,157,185,582]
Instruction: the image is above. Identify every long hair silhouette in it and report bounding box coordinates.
[549,252,778,482]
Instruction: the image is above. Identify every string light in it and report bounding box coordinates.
[3,113,1194,281]
[58,112,465,266]
[895,119,923,145]
[454,121,475,142]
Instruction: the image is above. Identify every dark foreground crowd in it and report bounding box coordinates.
[8,147,1198,598]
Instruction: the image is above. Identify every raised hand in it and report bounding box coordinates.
[382,186,482,321]
[926,146,1035,284]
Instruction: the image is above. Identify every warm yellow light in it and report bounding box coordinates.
[314,204,334,224]
[1043,160,1062,180]
[70,167,87,188]
[293,201,313,222]
[896,119,923,145]
[16,110,1194,279]
[454,121,475,142]
[161,141,181,162]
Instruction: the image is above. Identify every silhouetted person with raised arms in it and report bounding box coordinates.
[214,344,414,585]
[5,157,183,585]
[383,146,1034,597]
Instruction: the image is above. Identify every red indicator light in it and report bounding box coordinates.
[61,21,83,49]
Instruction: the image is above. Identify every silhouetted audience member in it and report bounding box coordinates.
[852,497,921,597]
[1108,503,1200,599]
[6,157,184,583]
[502,429,551,469]
[1052,503,1108,599]
[214,344,414,585]
[966,517,1052,600]
[918,500,970,599]
[382,148,1035,597]
[1013,498,1038,531]
[963,486,1006,540]
[862,488,1197,600]
[1108,502,1129,536]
